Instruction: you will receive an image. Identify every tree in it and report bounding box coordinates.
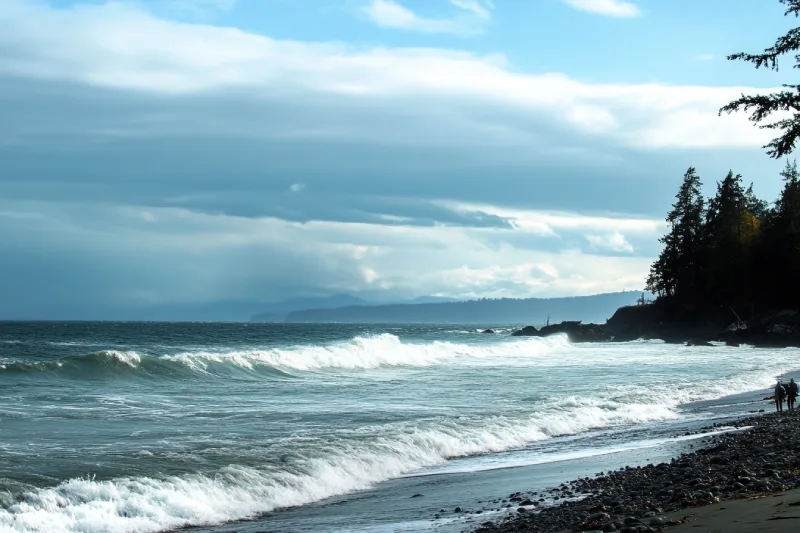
[703,170,758,304]
[775,159,800,224]
[646,168,705,301]
[719,0,800,158]
[706,171,748,245]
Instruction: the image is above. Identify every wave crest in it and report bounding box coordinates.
[166,333,570,372]
[0,396,677,533]
[0,334,571,379]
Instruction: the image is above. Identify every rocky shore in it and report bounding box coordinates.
[511,321,610,342]
[510,304,800,348]
[470,409,800,533]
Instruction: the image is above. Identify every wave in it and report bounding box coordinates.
[166,333,570,371]
[0,334,570,379]
[0,351,792,532]
[0,394,683,533]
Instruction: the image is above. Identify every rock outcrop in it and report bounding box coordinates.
[512,321,611,343]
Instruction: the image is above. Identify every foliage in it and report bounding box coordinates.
[649,163,800,309]
[646,168,705,300]
[719,0,800,158]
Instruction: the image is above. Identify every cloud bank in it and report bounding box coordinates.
[0,0,784,318]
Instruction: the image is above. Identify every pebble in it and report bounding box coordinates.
[474,409,800,533]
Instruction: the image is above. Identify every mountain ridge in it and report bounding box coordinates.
[279,291,647,324]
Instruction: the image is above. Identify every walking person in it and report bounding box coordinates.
[775,380,786,413]
[789,378,799,410]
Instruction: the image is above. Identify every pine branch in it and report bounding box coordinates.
[720,86,800,158]
[726,28,800,70]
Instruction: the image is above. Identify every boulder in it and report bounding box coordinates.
[511,321,612,342]
[511,325,539,336]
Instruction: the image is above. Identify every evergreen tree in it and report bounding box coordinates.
[703,171,756,304]
[649,161,800,311]
[706,171,749,246]
[760,159,800,305]
[646,168,705,301]
[775,159,800,222]
[719,0,800,158]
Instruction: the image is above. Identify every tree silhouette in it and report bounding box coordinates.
[648,161,800,311]
[646,168,705,300]
[719,0,800,158]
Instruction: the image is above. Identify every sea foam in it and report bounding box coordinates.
[164,333,571,372]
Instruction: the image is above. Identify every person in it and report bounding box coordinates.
[789,378,799,410]
[775,380,786,412]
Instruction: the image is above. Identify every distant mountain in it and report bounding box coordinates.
[250,294,463,322]
[406,296,461,304]
[283,291,648,324]
[250,294,370,322]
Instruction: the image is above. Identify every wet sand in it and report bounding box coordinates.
[663,489,800,533]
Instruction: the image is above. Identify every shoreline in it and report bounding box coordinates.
[473,407,800,533]
[192,376,783,533]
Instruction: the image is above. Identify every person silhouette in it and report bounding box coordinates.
[788,378,799,410]
[775,380,786,413]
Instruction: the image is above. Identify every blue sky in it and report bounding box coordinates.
[0,0,793,318]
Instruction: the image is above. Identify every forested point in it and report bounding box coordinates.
[646,161,800,311]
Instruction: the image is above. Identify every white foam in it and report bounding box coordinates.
[163,333,570,372]
[415,425,749,476]
[0,404,666,533]
[95,350,142,367]
[3,336,796,532]
[0,388,697,533]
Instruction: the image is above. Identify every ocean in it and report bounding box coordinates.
[0,321,793,533]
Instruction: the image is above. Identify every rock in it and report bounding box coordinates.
[480,329,495,334]
[411,493,423,498]
[454,507,462,513]
[511,326,539,336]
[472,409,800,533]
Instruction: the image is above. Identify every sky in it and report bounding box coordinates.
[0,0,795,319]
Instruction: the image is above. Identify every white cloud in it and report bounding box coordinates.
[563,0,640,18]
[434,200,664,237]
[0,0,780,153]
[586,231,634,253]
[360,0,492,36]
[449,0,493,19]
[10,200,652,300]
[695,53,715,61]
[290,183,306,193]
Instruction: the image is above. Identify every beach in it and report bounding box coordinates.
[473,402,800,533]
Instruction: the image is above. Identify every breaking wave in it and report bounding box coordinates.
[0,334,571,378]
[0,355,788,533]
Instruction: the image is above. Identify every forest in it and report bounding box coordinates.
[646,161,800,311]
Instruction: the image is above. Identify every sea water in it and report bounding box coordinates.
[0,322,793,533]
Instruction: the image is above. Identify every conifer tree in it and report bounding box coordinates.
[706,171,748,246]
[719,0,800,158]
[646,168,705,300]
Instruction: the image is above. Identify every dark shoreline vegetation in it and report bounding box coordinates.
[472,410,799,533]
[511,160,800,347]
